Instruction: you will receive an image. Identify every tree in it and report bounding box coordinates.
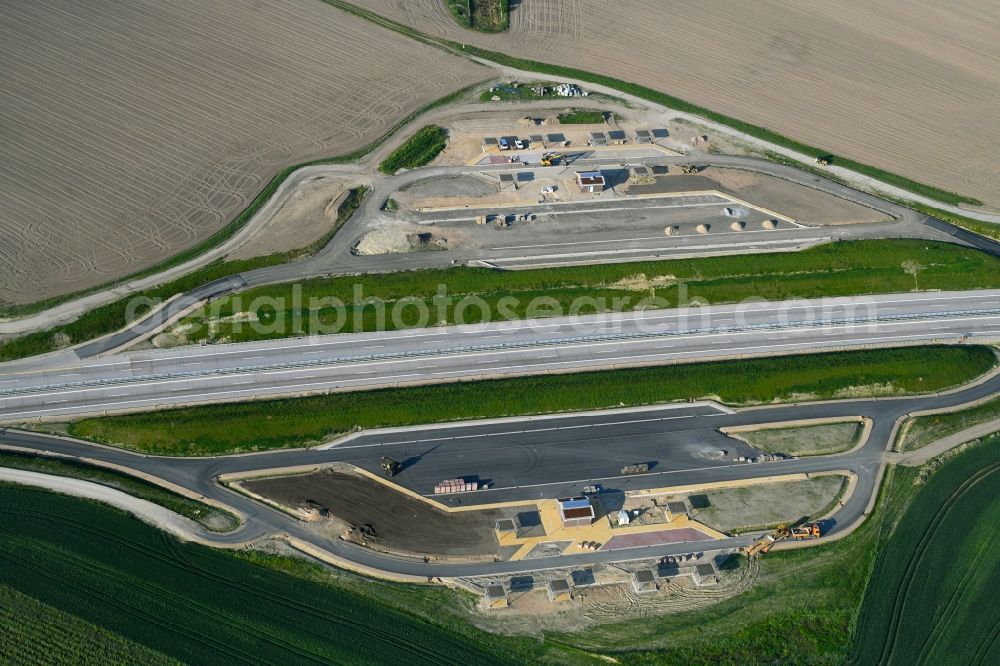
[901,260,925,291]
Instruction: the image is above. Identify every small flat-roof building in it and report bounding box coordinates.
[482,137,499,150]
[547,579,572,603]
[635,129,652,144]
[509,575,535,593]
[485,584,508,609]
[529,133,545,146]
[558,497,596,527]
[607,129,627,144]
[693,562,719,586]
[589,131,607,146]
[631,569,658,594]
[575,171,606,193]
[667,500,690,520]
[498,172,517,191]
[547,132,567,145]
[571,569,597,587]
[495,518,517,534]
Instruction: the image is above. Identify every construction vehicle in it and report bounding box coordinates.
[789,523,822,540]
[540,152,564,167]
[380,456,401,477]
[745,534,777,557]
[745,522,821,557]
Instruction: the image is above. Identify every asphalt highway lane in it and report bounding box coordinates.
[1,290,999,421]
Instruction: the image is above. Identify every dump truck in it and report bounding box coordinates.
[789,523,821,539]
[380,457,401,477]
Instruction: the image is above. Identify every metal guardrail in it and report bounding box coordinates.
[2,307,998,398]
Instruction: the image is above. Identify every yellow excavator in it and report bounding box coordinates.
[540,152,564,167]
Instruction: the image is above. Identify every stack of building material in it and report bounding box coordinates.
[434,478,479,494]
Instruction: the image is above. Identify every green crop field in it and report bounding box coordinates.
[170,239,1000,346]
[0,485,543,665]
[848,435,1000,665]
[68,345,995,456]
[379,125,448,174]
[0,583,180,665]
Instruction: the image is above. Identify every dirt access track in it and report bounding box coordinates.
[357,0,1000,210]
[0,0,487,306]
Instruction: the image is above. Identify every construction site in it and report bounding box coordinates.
[232,435,842,616]
[350,88,921,269]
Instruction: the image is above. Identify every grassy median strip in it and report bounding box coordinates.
[171,239,1000,345]
[0,451,238,532]
[67,346,995,456]
[379,125,448,174]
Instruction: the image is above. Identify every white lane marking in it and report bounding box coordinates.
[6,291,1000,379]
[2,314,996,403]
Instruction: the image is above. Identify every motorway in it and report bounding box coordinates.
[3,123,1000,578]
[3,367,998,578]
[2,290,1000,422]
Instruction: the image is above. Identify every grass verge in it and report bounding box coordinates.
[848,434,1000,665]
[379,125,449,174]
[444,0,509,33]
[326,0,981,207]
[556,109,607,124]
[897,395,1000,452]
[0,450,238,532]
[66,345,996,456]
[170,239,1000,345]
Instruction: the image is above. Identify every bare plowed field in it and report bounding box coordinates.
[0,0,487,306]
[358,0,1000,208]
